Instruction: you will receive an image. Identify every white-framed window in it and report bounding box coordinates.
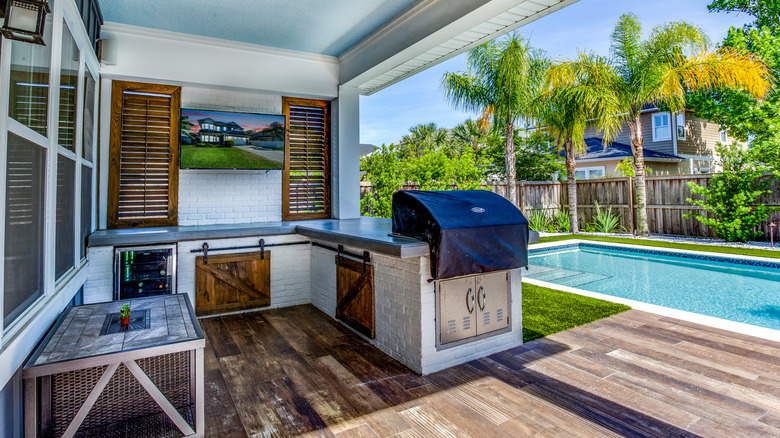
[575,166,606,179]
[652,112,671,142]
[2,2,99,332]
[720,130,728,144]
[676,113,686,140]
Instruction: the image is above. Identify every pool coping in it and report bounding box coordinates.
[525,239,780,344]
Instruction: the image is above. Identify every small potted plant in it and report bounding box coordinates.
[119,304,131,326]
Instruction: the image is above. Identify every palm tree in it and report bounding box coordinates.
[541,53,623,232]
[400,123,451,157]
[452,119,487,154]
[548,13,770,236]
[442,32,548,207]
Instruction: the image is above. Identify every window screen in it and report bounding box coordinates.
[4,133,46,327]
[55,156,76,279]
[58,23,80,151]
[80,165,93,260]
[8,24,52,137]
[82,66,96,162]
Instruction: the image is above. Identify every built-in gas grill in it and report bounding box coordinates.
[391,190,529,280]
[392,190,530,348]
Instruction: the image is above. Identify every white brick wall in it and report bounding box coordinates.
[178,170,281,225]
[178,86,284,226]
[310,240,523,374]
[84,235,311,308]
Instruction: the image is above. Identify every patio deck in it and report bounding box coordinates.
[201,305,780,438]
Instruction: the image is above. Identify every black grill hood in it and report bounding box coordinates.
[391,190,529,280]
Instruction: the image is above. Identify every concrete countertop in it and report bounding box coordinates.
[88,217,430,259]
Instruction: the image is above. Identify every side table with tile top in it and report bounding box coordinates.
[23,294,205,438]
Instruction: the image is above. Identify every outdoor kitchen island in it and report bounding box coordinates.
[85,214,530,374]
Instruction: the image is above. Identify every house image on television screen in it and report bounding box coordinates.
[196,118,249,146]
[180,108,285,170]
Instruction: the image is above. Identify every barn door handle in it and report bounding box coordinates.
[466,288,475,314]
[478,286,486,311]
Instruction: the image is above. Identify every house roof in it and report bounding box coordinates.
[561,138,684,162]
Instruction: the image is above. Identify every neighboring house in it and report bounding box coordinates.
[572,107,734,178]
[196,117,249,145]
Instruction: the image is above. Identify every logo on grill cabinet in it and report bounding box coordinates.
[471,207,485,213]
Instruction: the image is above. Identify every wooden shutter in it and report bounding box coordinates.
[108,81,180,228]
[283,97,330,220]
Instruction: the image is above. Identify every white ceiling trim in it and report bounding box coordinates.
[101,22,339,65]
[352,0,580,95]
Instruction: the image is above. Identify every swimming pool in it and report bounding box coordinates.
[526,242,780,331]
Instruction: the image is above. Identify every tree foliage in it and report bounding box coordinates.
[687,2,780,173]
[360,121,563,217]
[360,124,489,217]
[441,32,549,206]
[686,143,778,242]
[482,131,565,181]
[707,0,780,29]
[548,13,770,236]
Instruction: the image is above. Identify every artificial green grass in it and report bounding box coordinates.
[522,282,631,343]
[537,233,780,260]
[181,144,280,169]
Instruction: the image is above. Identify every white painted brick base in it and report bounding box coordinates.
[310,240,523,374]
[84,235,310,309]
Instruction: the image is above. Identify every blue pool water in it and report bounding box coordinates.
[526,243,780,330]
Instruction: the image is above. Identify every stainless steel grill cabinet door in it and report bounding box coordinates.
[439,277,477,344]
[475,272,510,335]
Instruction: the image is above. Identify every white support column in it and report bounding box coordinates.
[331,85,361,219]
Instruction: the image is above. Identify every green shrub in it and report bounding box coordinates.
[528,209,550,232]
[553,210,570,233]
[685,143,779,242]
[224,139,235,147]
[590,202,623,233]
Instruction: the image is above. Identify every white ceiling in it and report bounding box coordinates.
[97,0,418,57]
[98,0,580,95]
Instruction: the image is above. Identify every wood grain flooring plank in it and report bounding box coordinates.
[313,355,413,437]
[525,355,701,432]
[606,349,780,413]
[200,317,241,358]
[277,353,364,434]
[397,404,471,438]
[200,303,780,438]
[216,351,287,437]
[202,337,246,438]
[241,312,297,356]
[571,347,768,417]
[607,371,780,437]
[259,376,333,437]
[336,423,381,438]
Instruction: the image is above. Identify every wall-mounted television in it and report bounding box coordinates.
[180,108,285,170]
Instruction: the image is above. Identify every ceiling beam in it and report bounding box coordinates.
[339,0,580,94]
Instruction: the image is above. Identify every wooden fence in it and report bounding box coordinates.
[360,175,780,237]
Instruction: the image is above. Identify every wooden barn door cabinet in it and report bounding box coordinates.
[195,251,271,316]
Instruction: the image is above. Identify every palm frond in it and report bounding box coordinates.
[610,13,643,82]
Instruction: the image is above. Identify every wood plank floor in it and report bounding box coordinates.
[200,305,780,437]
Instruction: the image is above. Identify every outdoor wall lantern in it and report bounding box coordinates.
[1,0,51,45]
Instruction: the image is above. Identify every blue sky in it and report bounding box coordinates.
[359,0,752,147]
